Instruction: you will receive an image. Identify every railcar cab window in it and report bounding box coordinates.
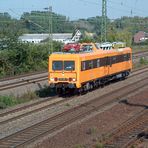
[52,61,75,71]
[64,61,75,71]
[52,61,63,70]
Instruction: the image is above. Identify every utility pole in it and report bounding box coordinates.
[101,0,107,42]
[44,6,53,54]
[49,6,53,53]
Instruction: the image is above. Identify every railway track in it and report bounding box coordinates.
[0,70,46,82]
[104,110,148,148]
[130,66,148,77]
[133,50,148,58]
[0,66,148,125]
[0,73,47,91]
[0,71,147,147]
[0,96,65,125]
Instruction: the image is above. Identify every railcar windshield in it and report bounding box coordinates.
[52,61,63,70]
[52,61,75,71]
[64,61,75,71]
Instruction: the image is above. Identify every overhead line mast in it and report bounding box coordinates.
[49,6,53,54]
[44,6,53,54]
[101,0,107,42]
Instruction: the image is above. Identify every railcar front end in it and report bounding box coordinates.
[48,53,81,94]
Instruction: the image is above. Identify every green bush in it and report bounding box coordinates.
[0,40,63,78]
[0,92,39,109]
[0,95,18,107]
[140,57,148,65]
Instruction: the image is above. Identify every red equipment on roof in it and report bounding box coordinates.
[63,43,81,52]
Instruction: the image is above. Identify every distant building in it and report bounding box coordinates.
[19,34,49,44]
[134,31,148,43]
[52,33,72,43]
[19,30,82,44]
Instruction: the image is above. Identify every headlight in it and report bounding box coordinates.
[50,78,54,81]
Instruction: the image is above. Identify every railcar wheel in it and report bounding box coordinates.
[78,88,83,95]
[56,88,63,95]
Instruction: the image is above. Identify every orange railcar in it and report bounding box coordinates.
[48,43,132,94]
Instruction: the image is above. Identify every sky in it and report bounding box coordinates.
[0,0,148,20]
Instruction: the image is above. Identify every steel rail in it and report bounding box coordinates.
[104,110,148,148]
[0,76,147,147]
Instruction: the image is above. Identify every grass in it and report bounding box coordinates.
[0,85,57,109]
[139,57,148,65]
[95,142,104,148]
[0,91,39,109]
[0,95,19,109]
[133,57,148,69]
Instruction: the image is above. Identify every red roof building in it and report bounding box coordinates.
[134,31,148,43]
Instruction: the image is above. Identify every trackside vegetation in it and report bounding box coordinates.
[0,39,62,78]
[133,57,148,69]
[0,91,39,109]
[0,96,18,109]
[0,86,57,109]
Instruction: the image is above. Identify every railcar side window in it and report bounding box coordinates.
[89,61,93,69]
[124,54,127,61]
[64,61,75,71]
[100,58,107,66]
[85,61,90,70]
[97,59,100,67]
[81,61,86,71]
[81,53,131,71]
[117,55,123,63]
[127,53,131,60]
[81,61,91,71]
[52,61,63,70]
[112,56,116,64]
[93,59,97,68]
